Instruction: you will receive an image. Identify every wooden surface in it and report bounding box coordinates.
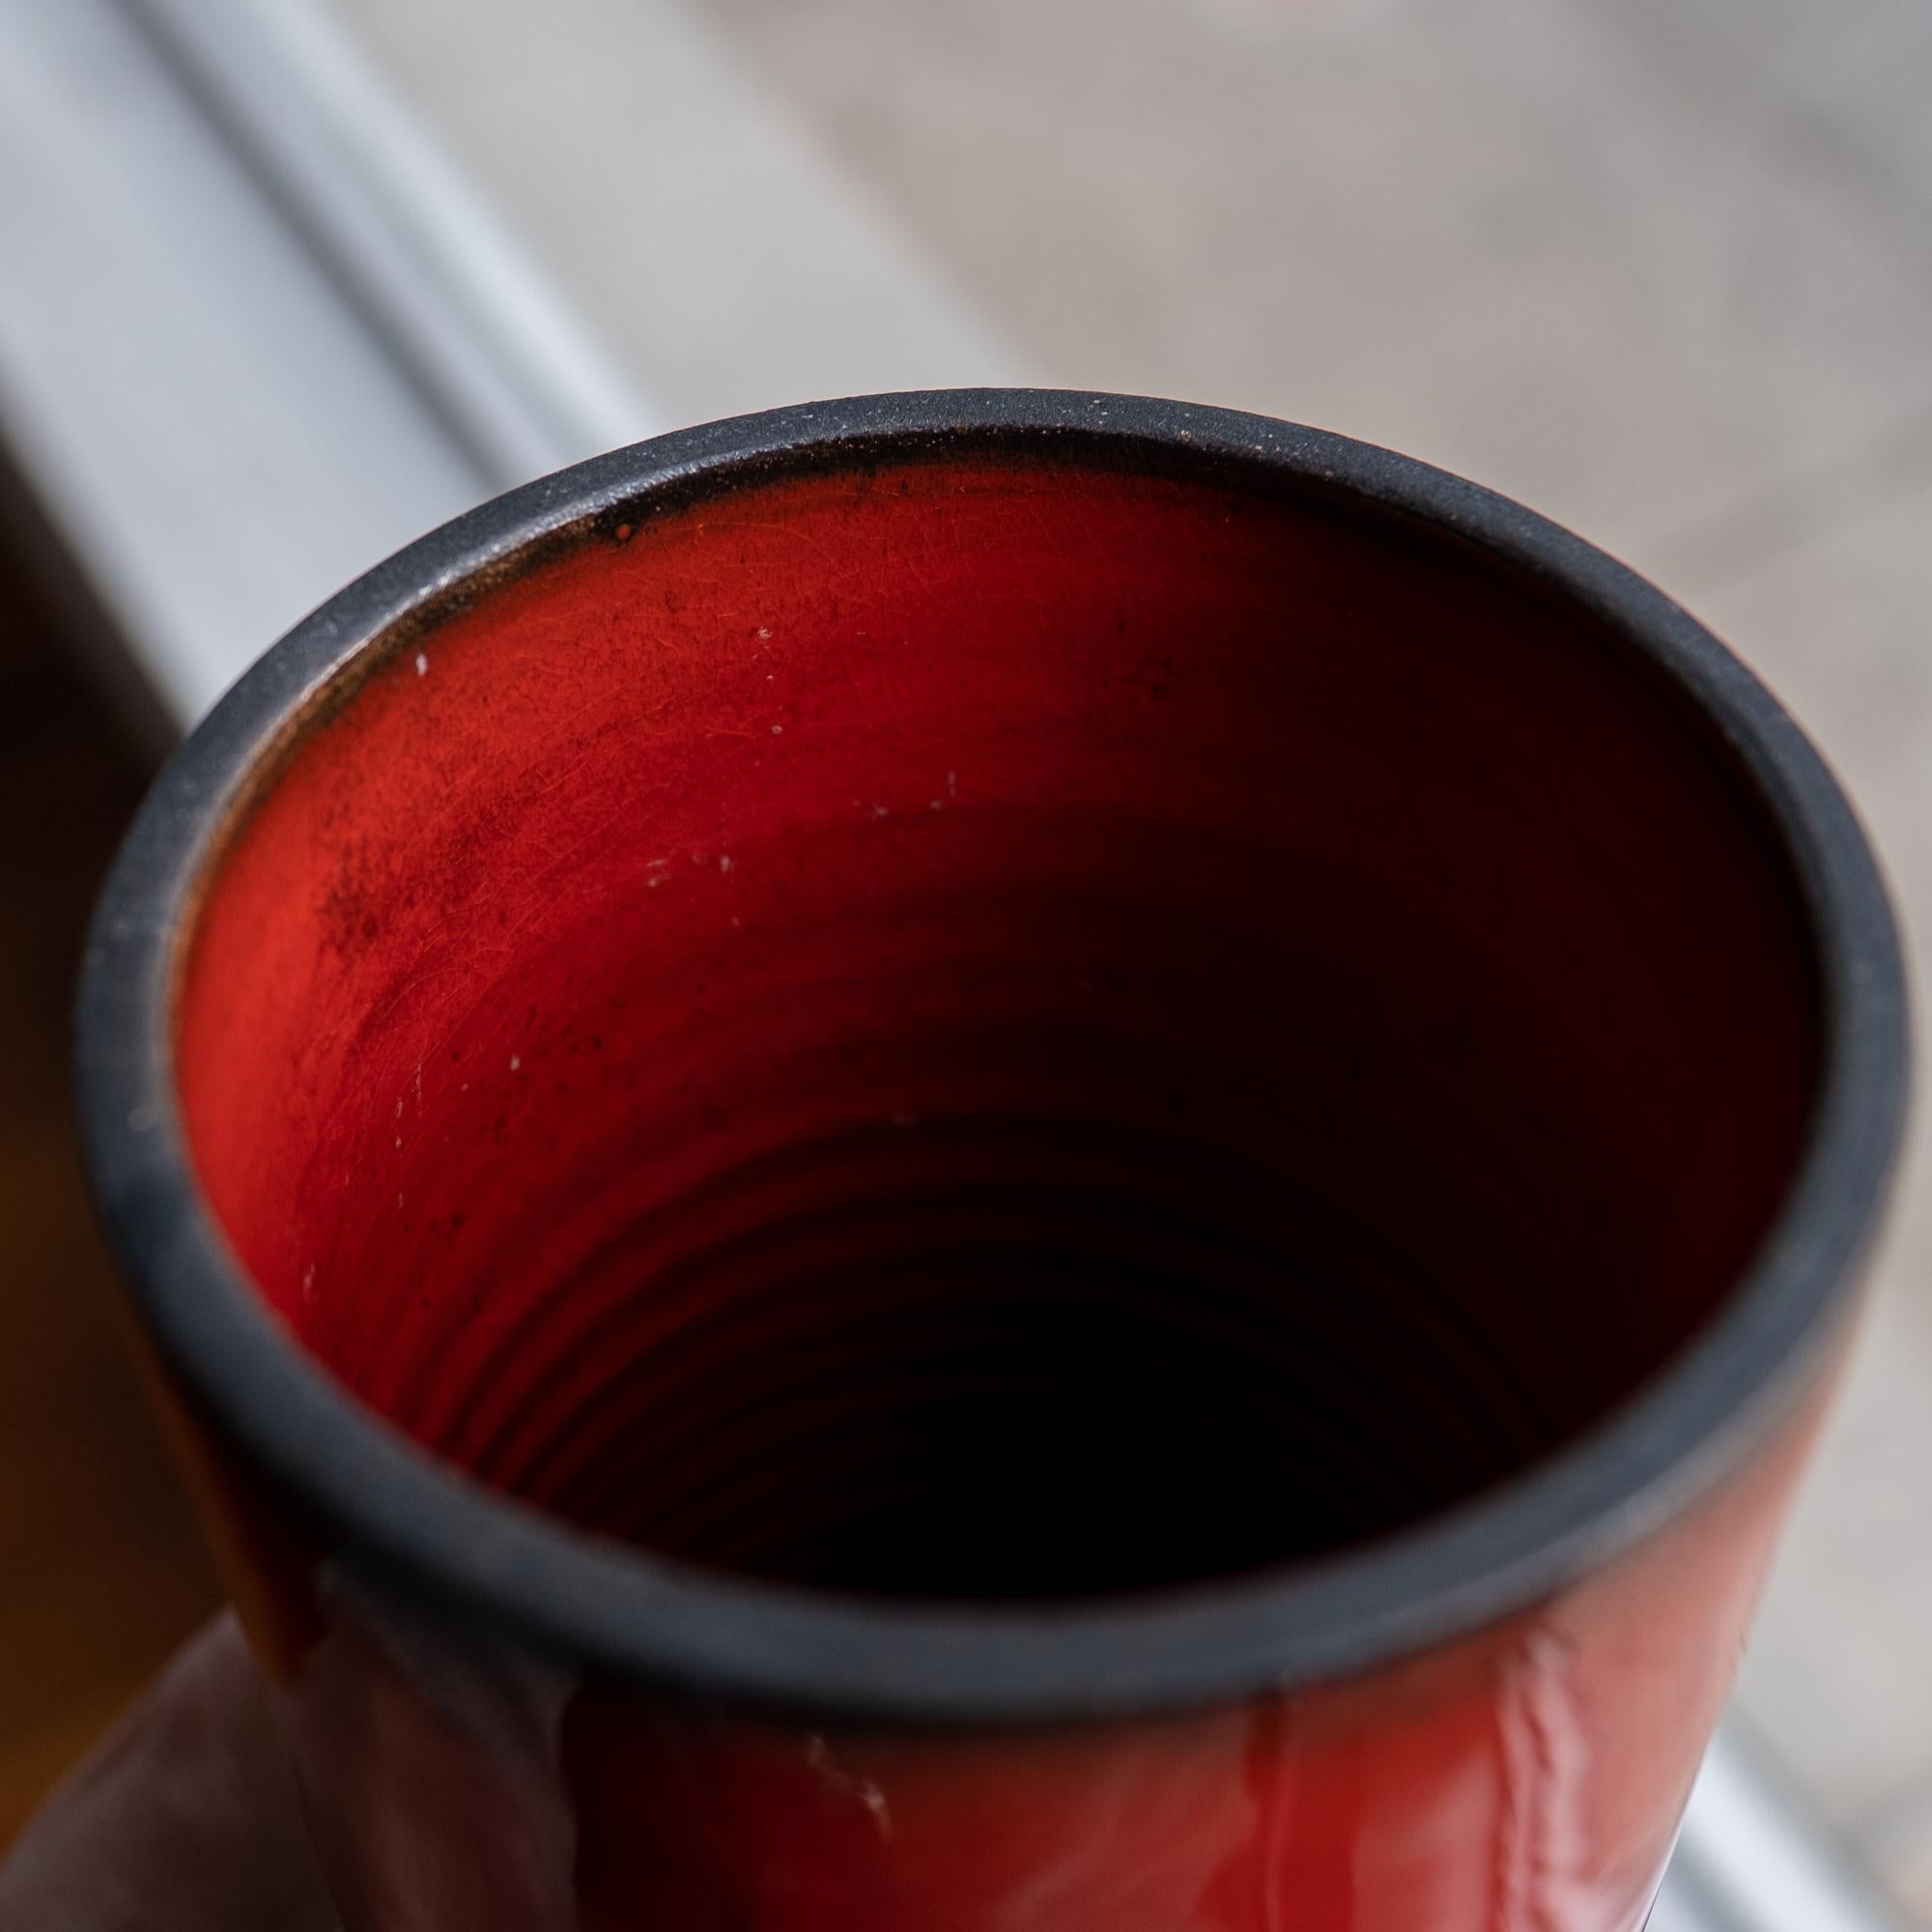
[0,548,221,1847]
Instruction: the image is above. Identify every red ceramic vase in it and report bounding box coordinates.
[76,393,1907,1931]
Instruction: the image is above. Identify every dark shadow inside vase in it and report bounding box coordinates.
[173,449,1821,1602]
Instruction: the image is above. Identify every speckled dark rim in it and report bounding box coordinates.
[75,390,1908,1726]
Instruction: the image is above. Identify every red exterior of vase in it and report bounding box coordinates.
[77,394,1906,1931]
[197,1378,1823,1932]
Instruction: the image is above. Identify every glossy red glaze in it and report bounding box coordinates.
[151,426,1847,1929]
[180,1362,1826,1932]
[179,458,1814,1593]
[544,1400,1820,1932]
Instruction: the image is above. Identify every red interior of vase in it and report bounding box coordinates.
[173,449,1819,1600]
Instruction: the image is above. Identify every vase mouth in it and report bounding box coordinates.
[74,389,1908,1725]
